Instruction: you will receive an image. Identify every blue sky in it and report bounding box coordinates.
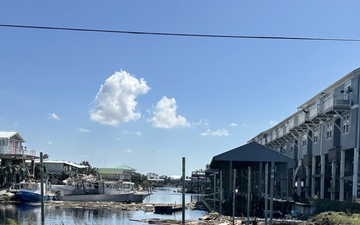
[1,1,360,176]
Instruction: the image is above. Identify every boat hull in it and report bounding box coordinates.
[15,191,54,202]
[57,192,149,202]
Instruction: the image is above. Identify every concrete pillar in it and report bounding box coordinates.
[339,150,345,201]
[305,166,310,198]
[311,156,316,197]
[331,161,336,200]
[353,147,359,201]
[297,177,301,197]
[320,154,325,199]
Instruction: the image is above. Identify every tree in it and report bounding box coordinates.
[0,161,28,187]
[79,161,99,176]
[131,172,149,189]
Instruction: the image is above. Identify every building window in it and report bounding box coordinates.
[313,127,319,144]
[343,114,350,134]
[326,122,333,139]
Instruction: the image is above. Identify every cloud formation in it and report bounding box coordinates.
[89,70,150,126]
[149,96,189,128]
[78,128,91,133]
[200,129,229,137]
[48,113,60,120]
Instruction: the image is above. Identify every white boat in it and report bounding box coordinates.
[14,181,55,202]
[51,179,150,202]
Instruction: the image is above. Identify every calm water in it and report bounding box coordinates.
[0,187,208,225]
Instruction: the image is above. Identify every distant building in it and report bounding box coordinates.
[0,131,37,162]
[26,160,88,184]
[99,165,135,181]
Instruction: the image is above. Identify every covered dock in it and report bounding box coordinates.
[208,142,294,219]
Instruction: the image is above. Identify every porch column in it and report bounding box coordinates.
[297,177,301,197]
[339,150,345,201]
[305,166,310,198]
[331,161,336,200]
[353,147,359,201]
[320,154,325,199]
[258,162,263,198]
[311,156,316,197]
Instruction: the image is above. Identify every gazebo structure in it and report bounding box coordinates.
[209,142,294,219]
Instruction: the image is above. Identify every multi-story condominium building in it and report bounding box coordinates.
[250,67,360,202]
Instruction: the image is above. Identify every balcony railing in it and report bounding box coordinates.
[297,112,309,127]
[323,95,351,113]
[0,146,36,156]
[309,104,323,120]
[278,127,284,138]
[289,117,298,130]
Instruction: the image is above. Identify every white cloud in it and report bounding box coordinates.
[192,119,209,127]
[48,113,60,120]
[149,96,189,128]
[230,122,238,127]
[121,130,142,136]
[89,70,150,126]
[78,128,91,133]
[124,149,133,153]
[47,140,54,145]
[200,129,229,137]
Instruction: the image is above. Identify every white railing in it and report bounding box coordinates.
[267,135,271,143]
[298,112,306,126]
[309,104,319,120]
[272,131,277,140]
[323,95,334,112]
[0,146,36,156]
[289,118,295,130]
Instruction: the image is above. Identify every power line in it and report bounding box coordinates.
[1,23,360,42]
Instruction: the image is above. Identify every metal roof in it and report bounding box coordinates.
[115,165,135,171]
[30,160,88,169]
[210,142,294,169]
[0,131,26,142]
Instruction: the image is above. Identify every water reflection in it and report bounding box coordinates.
[0,188,208,225]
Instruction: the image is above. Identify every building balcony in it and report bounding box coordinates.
[0,146,36,158]
[297,112,311,128]
[308,104,326,121]
[323,95,351,114]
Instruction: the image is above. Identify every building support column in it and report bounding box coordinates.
[331,161,336,200]
[352,147,359,201]
[311,156,316,197]
[320,154,325,199]
[305,166,310,198]
[259,162,263,198]
[297,176,301,197]
[339,150,345,201]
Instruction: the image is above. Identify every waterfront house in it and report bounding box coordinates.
[99,165,135,181]
[0,132,36,159]
[0,131,38,185]
[27,160,89,184]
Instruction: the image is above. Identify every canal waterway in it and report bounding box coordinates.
[0,187,208,225]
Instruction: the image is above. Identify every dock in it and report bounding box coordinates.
[154,204,182,214]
